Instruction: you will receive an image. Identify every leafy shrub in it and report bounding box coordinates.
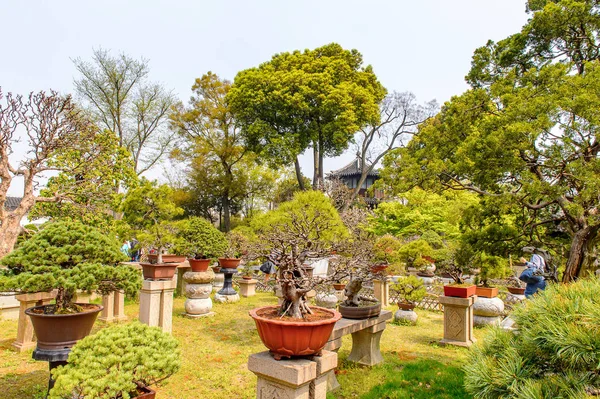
[173,217,227,259]
[392,275,426,304]
[49,322,180,399]
[464,278,600,398]
[0,220,140,313]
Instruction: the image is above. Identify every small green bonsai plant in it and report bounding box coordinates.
[121,179,183,264]
[174,217,227,260]
[223,230,249,259]
[473,251,511,287]
[49,321,181,399]
[435,243,475,285]
[392,275,426,305]
[0,220,140,314]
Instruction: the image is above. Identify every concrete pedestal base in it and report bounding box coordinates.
[212,272,224,292]
[12,291,55,352]
[183,271,215,318]
[175,262,191,296]
[214,293,240,303]
[438,295,476,347]
[314,293,338,309]
[139,279,175,333]
[373,279,390,307]
[394,309,418,325]
[239,279,257,297]
[473,296,504,327]
[98,291,127,323]
[248,350,337,399]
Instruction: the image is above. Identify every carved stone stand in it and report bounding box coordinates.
[373,278,391,307]
[239,279,257,297]
[248,350,337,399]
[214,268,240,303]
[324,310,392,390]
[139,278,176,333]
[183,270,215,318]
[98,291,127,323]
[13,292,55,352]
[438,295,476,347]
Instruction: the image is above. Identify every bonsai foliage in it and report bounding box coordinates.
[392,275,426,305]
[464,277,600,398]
[223,229,250,259]
[49,321,181,399]
[0,220,140,313]
[250,190,347,318]
[121,179,183,264]
[435,243,475,285]
[174,217,227,259]
[372,234,403,273]
[473,251,511,287]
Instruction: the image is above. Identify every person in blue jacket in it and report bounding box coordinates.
[519,247,547,298]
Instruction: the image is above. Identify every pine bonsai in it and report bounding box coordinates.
[392,275,426,305]
[49,321,180,399]
[0,220,140,314]
[473,251,511,287]
[464,277,600,398]
[173,217,227,260]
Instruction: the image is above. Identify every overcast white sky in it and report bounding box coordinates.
[2,0,530,195]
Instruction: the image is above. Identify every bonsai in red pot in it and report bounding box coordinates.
[0,220,141,350]
[49,322,180,399]
[218,230,250,269]
[174,217,227,272]
[121,179,184,280]
[473,252,511,298]
[436,245,476,298]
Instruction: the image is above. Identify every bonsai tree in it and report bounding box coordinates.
[464,278,600,398]
[121,179,183,264]
[223,229,250,259]
[0,220,140,314]
[372,234,403,275]
[174,217,227,260]
[473,251,511,287]
[250,190,348,318]
[397,239,435,272]
[435,242,475,285]
[392,275,426,305]
[49,321,181,399]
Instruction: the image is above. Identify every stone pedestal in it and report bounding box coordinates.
[473,296,504,327]
[239,279,257,298]
[13,291,55,352]
[75,292,91,304]
[334,289,345,302]
[98,291,127,323]
[438,295,476,347]
[314,293,338,309]
[248,350,337,399]
[394,309,418,325]
[175,262,191,296]
[212,271,224,293]
[373,279,390,307]
[183,270,215,318]
[139,279,176,333]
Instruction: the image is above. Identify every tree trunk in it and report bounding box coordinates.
[280,280,306,319]
[222,195,231,232]
[318,141,324,191]
[0,214,22,259]
[294,157,305,191]
[562,225,599,283]
[312,142,319,190]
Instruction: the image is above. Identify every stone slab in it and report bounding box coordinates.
[183,311,215,319]
[328,310,392,341]
[248,351,317,386]
[142,278,177,291]
[438,295,476,307]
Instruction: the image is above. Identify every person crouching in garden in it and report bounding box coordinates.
[519,247,547,298]
[259,259,276,282]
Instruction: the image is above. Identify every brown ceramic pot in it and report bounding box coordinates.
[332,283,346,291]
[188,258,211,272]
[25,303,103,350]
[218,258,241,269]
[134,387,156,399]
[397,302,415,311]
[338,303,381,319]
[141,263,178,280]
[249,305,341,358]
[507,286,526,295]
[475,286,499,298]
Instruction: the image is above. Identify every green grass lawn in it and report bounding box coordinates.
[1,293,484,398]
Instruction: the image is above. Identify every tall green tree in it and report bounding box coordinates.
[170,72,252,232]
[228,43,386,190]
[382,0,600,282]
[73,48,176,175]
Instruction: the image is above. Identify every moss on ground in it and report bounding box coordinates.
[1,294,487,398]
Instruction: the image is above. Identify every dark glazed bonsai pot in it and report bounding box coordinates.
[338,303,381,319]
[25,303,103,350]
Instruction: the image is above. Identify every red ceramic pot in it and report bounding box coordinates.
[188,258,211,272]
[443,284,476,298]
[332,283,346,291]
[25,304,103,350]
[140,263,178,280]
[475,286,499,298]
[133,387,156,399]
[249,306,341,358]
[507,286,526,295]
[218,258,241,269]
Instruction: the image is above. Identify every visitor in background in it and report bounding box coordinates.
[130,238,140,262]
[519,247,547,298]
[260,259,276,282]
[120,240,130,258]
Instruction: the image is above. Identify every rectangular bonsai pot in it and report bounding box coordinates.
[443,284,476,298]
[475,286,498,298]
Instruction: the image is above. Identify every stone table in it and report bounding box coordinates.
[248,350,337,399]
[438,295,476,347]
